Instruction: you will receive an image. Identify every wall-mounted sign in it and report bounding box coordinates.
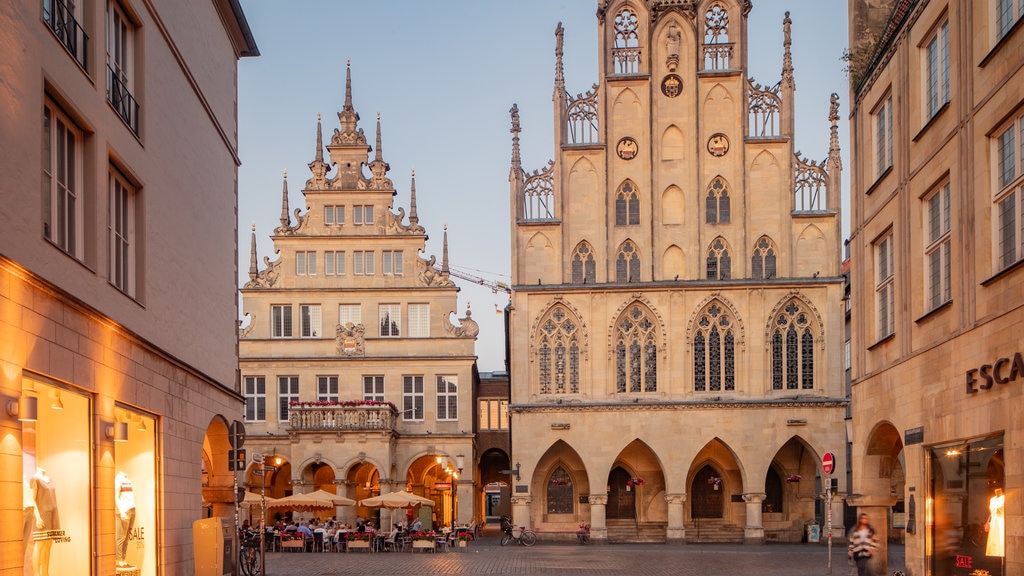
[965,351,1023,393]
[905,426,924,445]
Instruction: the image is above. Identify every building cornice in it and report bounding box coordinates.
[510,397,848,413]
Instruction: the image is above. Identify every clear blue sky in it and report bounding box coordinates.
[237,1,850,373]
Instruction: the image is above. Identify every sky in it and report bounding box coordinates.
[236,1,850,373]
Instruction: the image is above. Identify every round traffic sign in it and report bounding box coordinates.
[229,420,246,449]
[822,451,835,475]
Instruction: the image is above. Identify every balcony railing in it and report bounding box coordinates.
[702,42,734,71]
[107,64,140,136]
[43,0,88,71]
[288,404,398,432]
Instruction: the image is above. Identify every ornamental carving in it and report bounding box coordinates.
[416,253,455,288]
[244,254,281,289]
[444,308,480,338]
[764,292,826,351]
[664,493,686,505]
[336,322,366,356]
[588,494,608,506]
[238,314,255,339]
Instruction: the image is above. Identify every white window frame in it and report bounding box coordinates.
[324,251,335,275]
[402,375,424,421]
[325,251,345,275]
[354,250,372,275]
[108,165,136,296]
[316,375,339,402]
[295,251,316,276]
[43,99,85,259]
[408,303,430,337]
[994,116,1024,271]
[363,375,384,402]
[271,305,293,338]
[300,304,321,338]
[354,205,374,225]
[436,375,458,421]
[324,205,345,226]
[924,182,952,311]
[874,95,893,179]
[383,250,404,275]
[244,376,266,422]
[479,399,509,430]
[875,233,896,340]
[277,376,299,422]
[996,0,1024,38]
[924,19,950,120]
[339,304,361,326]
[379,304,400,337]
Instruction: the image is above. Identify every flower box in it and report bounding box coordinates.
[412,540,435,551]
[347,540,370,551]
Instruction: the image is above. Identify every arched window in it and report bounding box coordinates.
[616,241,641,282]
[705,177,730,223]
[706,238,731,280]
[547,466,574,514]
[537,306,582,394]
[571,241,596,284]
[614,303,658,393]
[702,3,731,70]
[751,236,778,279]
[693,302,736,391]
[763,467,784,513]
[612,7,641,74]
[615,181,640,226]
[770,300,816,390]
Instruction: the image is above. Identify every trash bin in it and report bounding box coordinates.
[806,523,821,543]
[193,517,233,576]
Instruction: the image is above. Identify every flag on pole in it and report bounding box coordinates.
[495,304,503,315]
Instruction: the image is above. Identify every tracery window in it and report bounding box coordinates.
[616,241,641,282]
[612,7,641,74]
[693,302,736,391]
[702,3,732,70]
[547,466,574,514]
[751,236,778,280]
[705,177,730,223]
[706,238,731,280]
[614,304,658,393]
[571,241,597,284]
[615,181,641,226]
[770,300,816,390]
[537,306,582,394]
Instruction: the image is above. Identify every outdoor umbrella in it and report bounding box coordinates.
[358,490,435,509]
[267,489,356,511]
[240,490,278,508]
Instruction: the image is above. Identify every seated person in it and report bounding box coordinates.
[296,522,313,540]
[385,524,400,546]
[411,518,423,533]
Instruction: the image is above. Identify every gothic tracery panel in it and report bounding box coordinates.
[692,301,737,392]
[613,302,659,393]
[769,298,818,390]
[535,304,586,394]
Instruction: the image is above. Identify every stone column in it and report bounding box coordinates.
[848,495,896,574]
[665,493,686,544]
[378,479,396,529]
[511,495,532,532]
[336,480,355,526]
[588,494,608,543]
[742,493,766,544]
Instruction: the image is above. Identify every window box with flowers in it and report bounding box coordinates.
[707,475,722,490]
[786,474,802,483]
[410,532,437,551]
[626,477,645,487]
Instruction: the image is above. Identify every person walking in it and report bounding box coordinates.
[848,513,878,576]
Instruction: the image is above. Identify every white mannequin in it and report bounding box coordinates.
[115,471,137,567]
[31,468,59,576]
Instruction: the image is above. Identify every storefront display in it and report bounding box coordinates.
[114,407,156,576]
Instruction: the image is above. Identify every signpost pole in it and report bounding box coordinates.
[821,451,835,576]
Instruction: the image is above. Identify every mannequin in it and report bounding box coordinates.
[31,468,59,576]
[23,477,35,576]
[985,488,1004,557]
[115,471,137,568]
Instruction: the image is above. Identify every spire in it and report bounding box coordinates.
[441,224,450,276]
[374,111,383,162]
[782,11,795,90]
[554,22,565,97]
[307,113,330,188]
[368,112,391,187]
[334,59,366,146]
[828,93,842,171]
[315,112,324,163]
[344,58,354,111]
[409,169,419,227]
[275,169,291,234]
[247,223,258,281]
[509,103,522,177]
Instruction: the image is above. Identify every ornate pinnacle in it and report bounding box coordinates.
[248,223,258,281]
[782,11,795,90]
[336,60,362,144]
[374,112,383,162]
[828,93,842,170]
[344,58,353,110]
[409,169,419,226]
[510,103,522,173]
[441,224,450,276]
[554,22,565,95]
[276,170,291,233]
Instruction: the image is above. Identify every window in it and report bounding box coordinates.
[995,117,1024,270]
[875,233,896,340]
[353,205,374,225]
[614,304,658,393]
[277,376,299,422]
[295,251,316,275]
[693,302,736,392]
[751,236,777,280]
[317,376,338,402]
[43,0,88,70]
[537,305,582,394]
[402,375,424,420]
[300,304,321,338]
[706,238,731,280]
[571,242,596,284]
[106,0,139,134]
[611,7,640,74]
[702,3,731,69]
[479,399,509,430]
[705,177,730,223]
[770,299,816,390]
[324,251,345,275]
[339,304,361,326]
[324,205,345,225]
[997,0,1023,38]
[353,251,374,275]
[408,303,430,337]
[108,166,136,296]
[615,181,640,226]
[874,96,893,178]
[379,304,400,337]
[615,241,641,282]
[924,183,952,311]
[42,99,84,260]
[436,376,458,421]
[244,376,266,422]
[844,339,851,371]
[271,305,292,338]
[363,375,384,402]
[383,250,404,275]
[924,20,950,119]
[547,466,574,514]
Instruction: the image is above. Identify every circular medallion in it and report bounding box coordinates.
[616,137,638,160]
[661,74,682,98]
[707,133,729,157]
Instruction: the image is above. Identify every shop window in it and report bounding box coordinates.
[114,406,157,574]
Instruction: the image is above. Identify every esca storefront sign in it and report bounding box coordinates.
[965,351,1024,393]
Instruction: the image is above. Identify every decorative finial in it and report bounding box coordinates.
[276,170,291,232]
[554,22,565,95]
[409,169,419,226]
[510,103,521,173]
[782,11,795,90]
[251,223,255,232]
[828,93,842,171]
[248,223,258,280]
[441,224,450,275]
[308,113,329,187]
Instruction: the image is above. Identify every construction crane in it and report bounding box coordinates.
[436,265,511,294]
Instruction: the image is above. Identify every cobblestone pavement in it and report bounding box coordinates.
[261,537,907,576]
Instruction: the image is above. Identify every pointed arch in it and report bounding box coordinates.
[534,440,590,517]
[610,300,662,393]
[611,5,642,74]
[751,235,778,280]
[612,87,642,123]
[662,125,684,160]
[525,231,555,283]
[615,239,642,282]
[766,294,824,391]
[568,157,599,203]
[705,176,731,224]
[615,180,641,226]
[702,3,732,70]
[662,185,684,225]
[795,225,826,277]
[705,236,733,280]
[702,83,733,120]
[571,240,597,284]
[531,300,588,394]
[662,245,684,280]
[688,438,744,522]
[689,296,745,392]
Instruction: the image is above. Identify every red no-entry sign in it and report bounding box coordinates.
[822,452,835,475]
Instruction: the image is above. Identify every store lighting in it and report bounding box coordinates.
[6,394,38,422]
[137,418,147,432]
[105,421,129,442]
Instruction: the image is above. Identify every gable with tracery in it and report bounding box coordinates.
[532,301,589,395]
[764,294,824,391]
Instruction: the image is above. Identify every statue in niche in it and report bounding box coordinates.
[666,25,681,71]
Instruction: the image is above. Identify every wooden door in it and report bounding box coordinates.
[691,465,724,518]
[606,467,636,519]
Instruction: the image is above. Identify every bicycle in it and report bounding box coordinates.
[499,515,537,547]
[238,529,262,576]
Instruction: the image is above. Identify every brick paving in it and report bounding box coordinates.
[261,534,907,576]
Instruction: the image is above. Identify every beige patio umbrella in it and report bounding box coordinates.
[267,489,356,511]
[358,490,435,509]
[240,490,278,508]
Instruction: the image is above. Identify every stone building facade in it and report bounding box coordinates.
[238,64,478,531]
[0,1,257,574]
[847,1,1024,574]
[506,0,847,544]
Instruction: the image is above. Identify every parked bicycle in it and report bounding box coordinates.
[238,528,262,576]
[499,515,537,547]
